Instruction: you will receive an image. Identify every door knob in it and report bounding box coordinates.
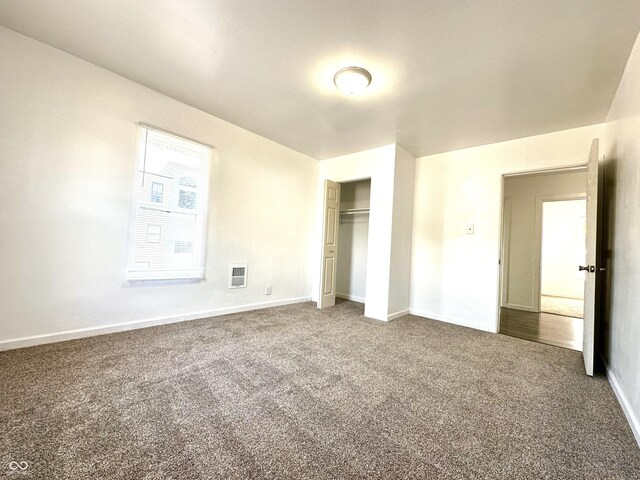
[579,265,603,273]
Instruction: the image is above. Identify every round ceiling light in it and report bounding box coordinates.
[333,66,372,95]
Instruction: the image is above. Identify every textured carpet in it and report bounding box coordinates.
[540,295,584,318]
[1,301,638,479]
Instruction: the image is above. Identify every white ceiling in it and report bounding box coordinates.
[1,1,639,159]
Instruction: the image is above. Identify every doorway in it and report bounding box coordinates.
[335,179,371,305]
[318,178,371,311]
[498,169,587,351]
[540,199,587,318]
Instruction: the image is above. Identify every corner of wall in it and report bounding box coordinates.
[598,27,640,450]
[604,358,640,447]
[388,146,416,316]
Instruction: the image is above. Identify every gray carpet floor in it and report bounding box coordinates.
[1,300,638,479]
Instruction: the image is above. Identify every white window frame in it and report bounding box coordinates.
[126,124,211,281]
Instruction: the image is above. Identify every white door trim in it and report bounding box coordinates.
[534,193,587,313]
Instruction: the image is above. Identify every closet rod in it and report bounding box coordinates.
[339,208,370,215]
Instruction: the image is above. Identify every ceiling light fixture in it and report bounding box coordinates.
[333,66,372,95]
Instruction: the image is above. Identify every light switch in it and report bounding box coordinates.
[466,224,475,234]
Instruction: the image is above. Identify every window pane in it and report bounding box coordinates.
[127,126,210,281]
[178,190,197,209]
[151,182,164,203]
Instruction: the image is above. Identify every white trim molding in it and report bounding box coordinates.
[605,362,640,448]
[387,309,410,321]
[336,293,365,303]
[410,309,490,332]
[504,302,537,312]
[0,297,311,352]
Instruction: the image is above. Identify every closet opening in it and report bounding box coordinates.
[336,179,371,306]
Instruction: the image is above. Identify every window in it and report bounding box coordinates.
[127,125,211,281]
[150,182,164,203]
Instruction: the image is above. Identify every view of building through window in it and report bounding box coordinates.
[127,126,211,281]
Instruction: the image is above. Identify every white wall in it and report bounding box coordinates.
[602,31,640,446]
[502,171,586,311]
[410,123,603,332]
[336,180,370,302]
[388,145,415,318]
[540,199,586,299]
[317,145,396,321]
[0,27,318,348]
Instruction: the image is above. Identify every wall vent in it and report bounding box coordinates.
[229,264,247,288]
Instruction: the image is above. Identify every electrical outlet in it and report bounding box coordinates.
[265,285,272,295]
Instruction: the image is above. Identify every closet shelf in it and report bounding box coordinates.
[339,208,370,215]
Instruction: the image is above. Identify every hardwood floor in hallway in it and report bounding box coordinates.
[499,307,583,351]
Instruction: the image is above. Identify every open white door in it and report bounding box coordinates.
[581,139,604,376]
[318,180,340,309]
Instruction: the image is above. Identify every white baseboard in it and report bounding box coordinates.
[0,296,312,352]
[409,308,489,332]
[336,292,365,303]
[387,309,410,321]
[605,361,640,448]
[541,293,584,300]
[504,302,537,312]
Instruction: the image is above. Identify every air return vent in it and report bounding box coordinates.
[229,264,247,288]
